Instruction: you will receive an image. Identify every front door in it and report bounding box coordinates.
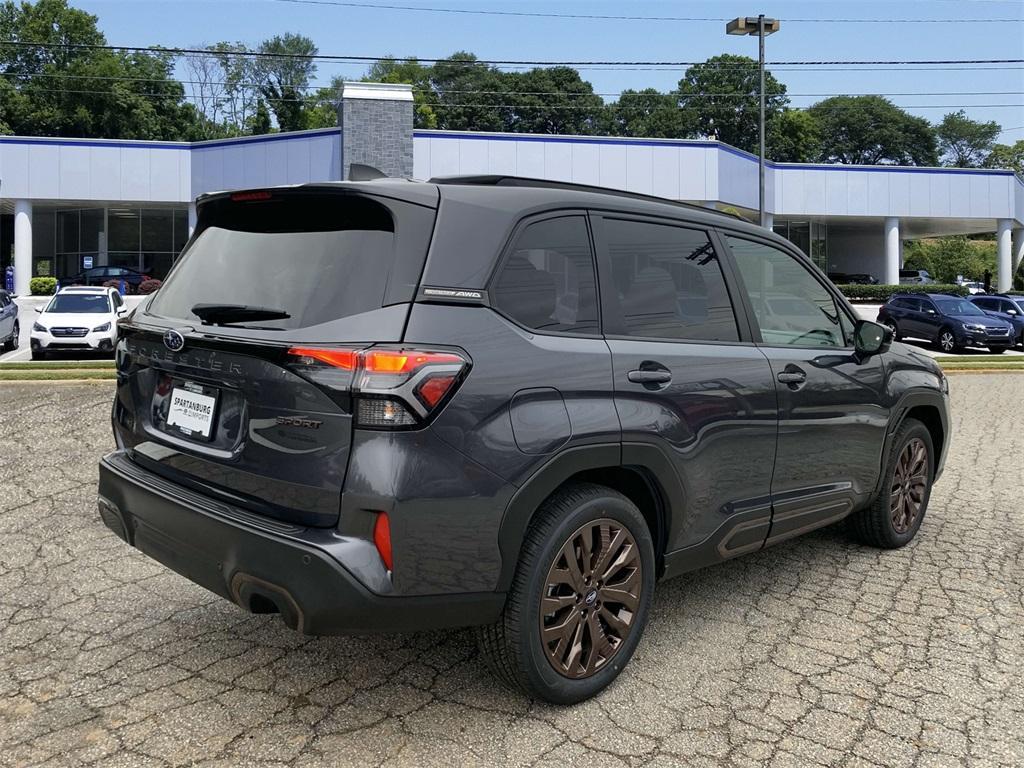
[594,215,778,563]
[722,234,890,547]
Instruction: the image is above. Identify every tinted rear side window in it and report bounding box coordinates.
[604,219,739,342]
[491,216,599,335]
[148,194,418,330]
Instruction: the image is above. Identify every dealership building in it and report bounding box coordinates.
[2,81,1023,296]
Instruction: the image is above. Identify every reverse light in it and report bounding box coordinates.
[286,346,469,429]
[373,512,393,571]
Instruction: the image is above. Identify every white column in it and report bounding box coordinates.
[1012,228,1024,276]
[884,217,900,285]
[187,202,197,236]
[763,212,774,231]
[996,219,1013,292]
[13,200,32,297]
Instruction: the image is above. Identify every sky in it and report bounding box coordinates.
[74,0,1024,141]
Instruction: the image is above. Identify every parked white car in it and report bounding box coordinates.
[30,286,127,359]
[960,281,987,295]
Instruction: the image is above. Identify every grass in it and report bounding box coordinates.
[0,360,116,369]
[0,369,116,381]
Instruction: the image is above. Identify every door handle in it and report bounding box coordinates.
[628,370,672,384]
[777,368,806,385]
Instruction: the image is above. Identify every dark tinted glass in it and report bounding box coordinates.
[492,216,599,334]
[727,236,847,347]
[148,195,399,330]
[935,297,984,316]
[46,293,111,314]
[604,219,738,341]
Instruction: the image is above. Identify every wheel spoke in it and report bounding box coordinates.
[599,541,636,583]
[592,526,626,580]
[542,592,578,614]
[578,529,594,579]
[561,548,586,593]
[599,604,632,636]
[600,567,641,611]
[543,608,581,663]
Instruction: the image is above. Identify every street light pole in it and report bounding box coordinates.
[727,15,780,229]
[758,14,766,229]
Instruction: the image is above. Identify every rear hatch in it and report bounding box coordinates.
[112,185,438,527]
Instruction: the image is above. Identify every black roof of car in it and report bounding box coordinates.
[197,176,778,291]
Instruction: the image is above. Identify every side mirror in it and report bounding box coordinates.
[854,319,891,358]
[116,306,128,315]
[926,309,936,315]
[34,307,43,314]
[1007,309,1018,316]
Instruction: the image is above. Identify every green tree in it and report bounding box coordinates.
[248,98,272,134]
[809,96,938,166]
[430,52,509,132]
[936,110,1000,167]
[0,0,204,140]
[767,109,821,162]
[984,140,1024,176]
[255,32,316,132]
[504,67,605,135]
[676,54,788,153]
[608,88,685,138]
[364,57,437,128]
[903,237,996,283]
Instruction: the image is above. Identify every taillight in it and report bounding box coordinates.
[286,346,469,429]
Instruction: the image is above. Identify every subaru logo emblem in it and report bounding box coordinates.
[163,329,185,352]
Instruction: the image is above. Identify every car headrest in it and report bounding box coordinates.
[493,255,557,330]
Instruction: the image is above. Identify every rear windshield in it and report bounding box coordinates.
[148,194,400,330]
[47,294,111,313]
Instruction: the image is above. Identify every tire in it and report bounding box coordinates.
[2,322,17,352]
[476,482,655,704]
[848,418,934,549]
[988,347,1007,354]
[30,347,46,361]
[879,318,900,341]
[936,327,960,354]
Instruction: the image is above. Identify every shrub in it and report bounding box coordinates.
[137,279,162,294]
[836,283,969,302]
[29,277,57,295]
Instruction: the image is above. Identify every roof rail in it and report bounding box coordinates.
[428,174,746,221]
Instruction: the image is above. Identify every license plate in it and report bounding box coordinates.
[166,385,218,441]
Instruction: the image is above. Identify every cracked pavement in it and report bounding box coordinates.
[1,377,1022,767]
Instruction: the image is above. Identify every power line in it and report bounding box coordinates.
[12,84,1022,112]
[4,71,1021,100]
[267,0,1023,24]
[1,40,1021,68]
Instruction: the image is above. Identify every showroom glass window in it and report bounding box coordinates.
[726,235,849,347]
[604,219,739,342]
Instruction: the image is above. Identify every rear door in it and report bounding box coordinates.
[594,213,778,558]
[113,188,438,527]
[721,233,889,544]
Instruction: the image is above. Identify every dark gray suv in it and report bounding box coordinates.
[98,176,950,703]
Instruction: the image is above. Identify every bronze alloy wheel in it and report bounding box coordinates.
[890,437,928,534]
[539,518,642,679]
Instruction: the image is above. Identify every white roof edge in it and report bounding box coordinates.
[341,81,414,102]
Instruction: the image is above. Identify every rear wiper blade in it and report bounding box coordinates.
[191,303,290,326]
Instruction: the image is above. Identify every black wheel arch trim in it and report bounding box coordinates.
[495,441,686,592]
[874,388,949,497]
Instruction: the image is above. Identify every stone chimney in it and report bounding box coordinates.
[338,82,414,179]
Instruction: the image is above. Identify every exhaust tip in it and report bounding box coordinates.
[229,572,305,632]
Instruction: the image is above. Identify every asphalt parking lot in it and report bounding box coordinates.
[1,377,1022,768]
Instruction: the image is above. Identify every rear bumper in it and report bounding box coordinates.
[97,450,505,634]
